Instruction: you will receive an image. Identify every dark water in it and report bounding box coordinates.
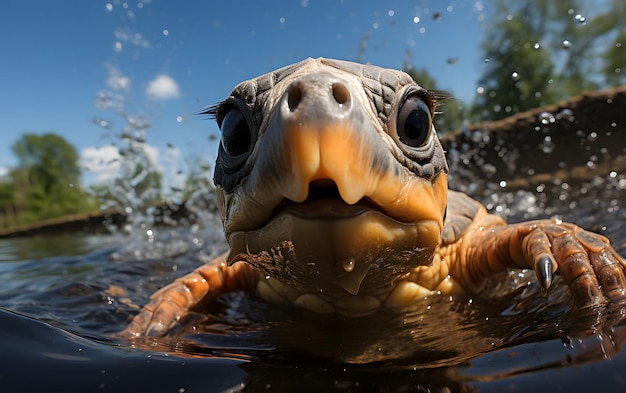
[1,105,626,392]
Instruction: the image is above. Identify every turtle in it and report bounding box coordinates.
[121,58,626,337]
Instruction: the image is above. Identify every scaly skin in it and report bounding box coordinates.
[119,58,626,337]
[122,258,260,337]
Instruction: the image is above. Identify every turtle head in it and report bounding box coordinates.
[208,58,448,295]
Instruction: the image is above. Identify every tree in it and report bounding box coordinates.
[590,0,626,85]
[11,133,95,221]
[471,1,559,121]
[471,0,624,121]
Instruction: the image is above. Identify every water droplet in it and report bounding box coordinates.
[574,14,586,25]
[540,136,554,153]
[561,39,572,49]
[558,108,575,122]
[533,42,541,49]
[538,111,555,125]
[413,16,420,24]
[342,258,355,273]
[587,131,598,142]
[511,71,520,80]
[499,180,507,188]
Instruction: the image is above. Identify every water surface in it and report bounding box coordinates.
[1,109,626,392]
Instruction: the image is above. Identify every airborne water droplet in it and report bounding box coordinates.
[342,258,356,273]
[538,111,555,125]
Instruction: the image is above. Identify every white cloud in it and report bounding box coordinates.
[143,144,160,168]
[81,144,165,186]
[146,74,180,100]
[81,145,122,183]
[0,166,8,178]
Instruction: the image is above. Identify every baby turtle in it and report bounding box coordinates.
[121,58,626,337]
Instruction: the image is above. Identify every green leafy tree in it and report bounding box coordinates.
[11,133,95,222]
[471,0,625,121]
[0,179,12,207]
[589,0,626,85]
[472,1,559,120]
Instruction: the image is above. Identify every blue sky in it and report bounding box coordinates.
[0,0,486,188]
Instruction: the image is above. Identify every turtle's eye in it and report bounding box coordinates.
[220,107,252,157]
[396,96,432,148]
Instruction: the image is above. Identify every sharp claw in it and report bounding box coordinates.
[535,255,554,293]
[146,321,167,337]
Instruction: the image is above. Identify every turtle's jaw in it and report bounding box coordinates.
[227,200,441,295]
[227,181,442,295]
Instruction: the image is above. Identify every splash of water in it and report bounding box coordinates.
[88,3,223,262]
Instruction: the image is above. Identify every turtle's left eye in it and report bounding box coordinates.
[396,96,432,148]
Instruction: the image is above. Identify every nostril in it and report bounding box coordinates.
[332,83,351,106]
[288,84,303,112]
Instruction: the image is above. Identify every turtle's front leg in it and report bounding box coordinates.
[119,254,261,337]
[458,217,626,307]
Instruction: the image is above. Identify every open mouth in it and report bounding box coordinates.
[273,179,390,220]
[227,178,442,295]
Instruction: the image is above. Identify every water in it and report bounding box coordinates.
[1,94,626,391]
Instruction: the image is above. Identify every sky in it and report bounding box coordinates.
[0,0,487,190]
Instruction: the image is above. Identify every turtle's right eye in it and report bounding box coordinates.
[396,96,432,149]
[220,107,252,157]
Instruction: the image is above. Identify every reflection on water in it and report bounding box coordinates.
[0,234,124,262]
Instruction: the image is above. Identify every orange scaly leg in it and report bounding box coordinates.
[119,254,260,337]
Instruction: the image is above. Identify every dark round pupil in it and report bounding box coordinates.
[404,109,429,142]
[397,97,431,148]
[221,109,251,156]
